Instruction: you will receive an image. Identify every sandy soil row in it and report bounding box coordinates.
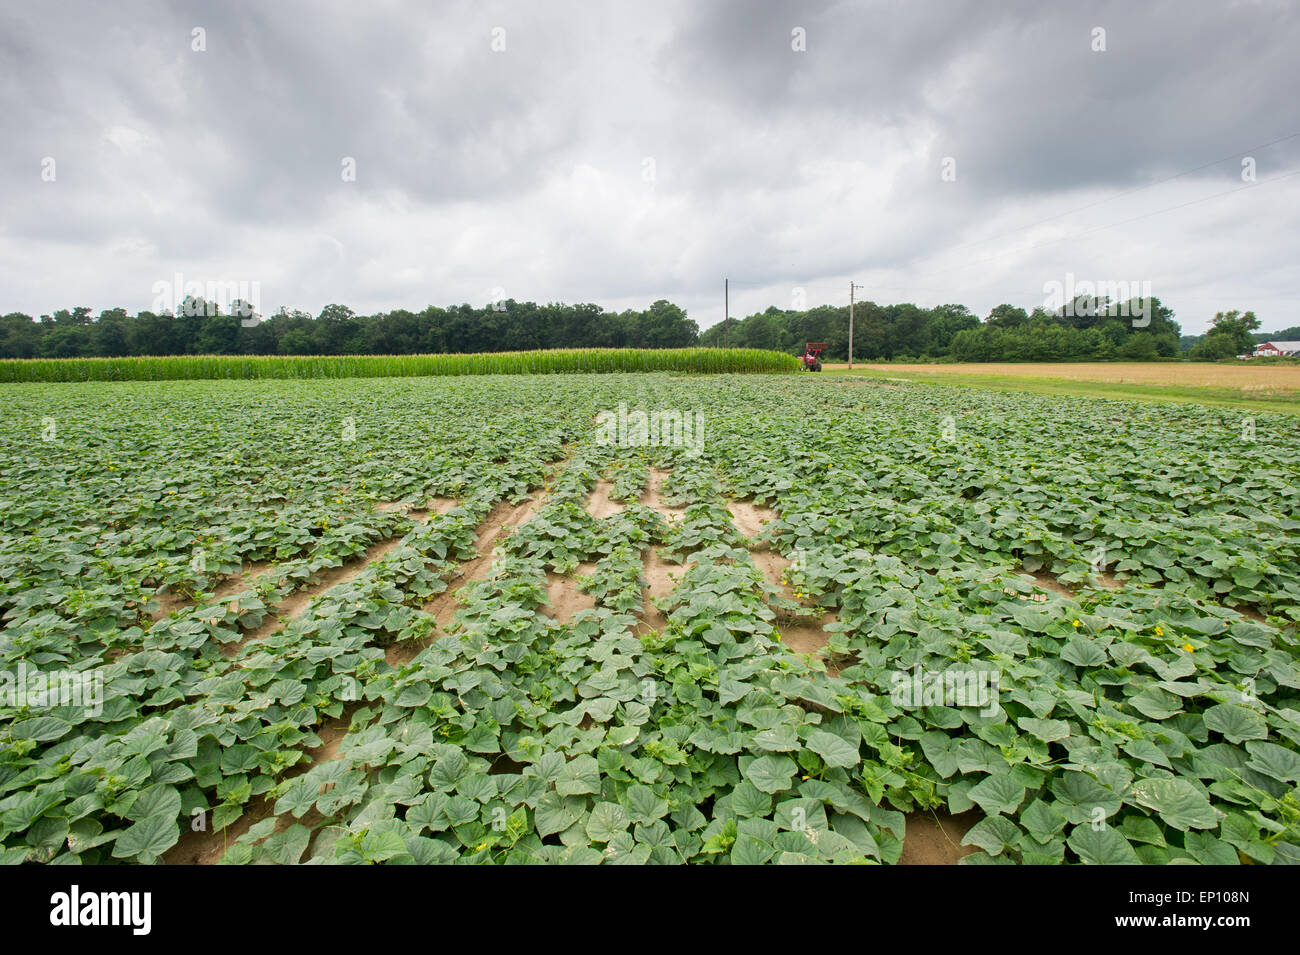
[585,479,624,520]
[168,464,1018,866]
[386,484,561,666]
[166,484,556,863]
[725,499,839,660]
[221,497,461,658]
[721,494,984,863]
[635,468,686,635]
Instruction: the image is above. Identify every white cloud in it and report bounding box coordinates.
[0,0,1296,333]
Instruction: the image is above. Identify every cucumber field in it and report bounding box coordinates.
[2,371,1299,865]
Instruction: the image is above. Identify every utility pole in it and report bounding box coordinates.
[849,282,863,370]
[724,277,729,348]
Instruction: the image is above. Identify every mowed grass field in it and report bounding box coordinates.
[823,362,1300,414]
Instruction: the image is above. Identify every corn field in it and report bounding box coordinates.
[0,348,800,382]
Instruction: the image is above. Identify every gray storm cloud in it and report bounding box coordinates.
[1,0,1296,333]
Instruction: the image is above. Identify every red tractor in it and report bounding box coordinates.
[799,342,826,371]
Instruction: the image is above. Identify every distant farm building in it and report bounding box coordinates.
[1253,341,1300,357]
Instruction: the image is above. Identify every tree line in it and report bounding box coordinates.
[701,297,1185,361]
[1182,319,1300,357]
[0,294,1281,361]
[0,300,699,359]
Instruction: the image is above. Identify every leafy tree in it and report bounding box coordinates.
[743,311,780,350]
[0,313,41,358]
[1199,309,1260,355]
[197,314,241,354]
[640,300,697,348]
[986,304,1028,328]
[1188,335,1240,361]
[38,325,93,357]
[1118,333,1159,360]
[1257,324,1300,342]
[278,328,315,355]
[0,292,1258,365]
[91,308,130,357]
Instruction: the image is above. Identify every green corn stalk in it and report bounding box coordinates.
[0,348,800,382]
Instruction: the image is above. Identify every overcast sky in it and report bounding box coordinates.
[2,0,1298,334]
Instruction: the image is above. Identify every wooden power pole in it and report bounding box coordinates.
[848,282,863,370]
[724,277,729,348]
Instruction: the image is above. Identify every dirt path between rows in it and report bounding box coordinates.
[898,811,979,864]
[386,454,578,666]
[162,707,355,866]
[545,563,598,625]
[224,536,408,657]
[727,500,771,539]
[635,546,682,637]
[633,468,685,635]
[169,470,567,863]
[642,468,684,517]
[727,499,838,660]
[585,480,624,519]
